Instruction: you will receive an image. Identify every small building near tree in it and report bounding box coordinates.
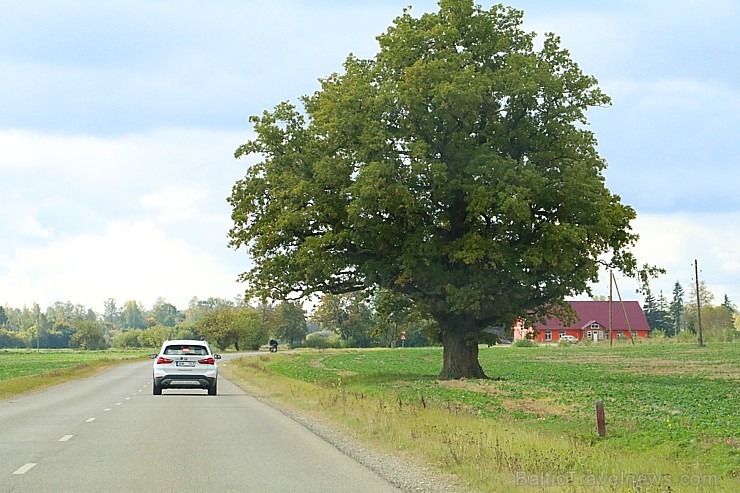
[513,301,651,343]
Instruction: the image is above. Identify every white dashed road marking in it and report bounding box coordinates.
[59,435,74,442]
[13,463,36,475]
[86,418,96,423]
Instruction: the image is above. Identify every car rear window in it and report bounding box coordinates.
[163,345,209,356]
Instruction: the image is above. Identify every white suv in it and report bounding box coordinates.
[151,340,221,395]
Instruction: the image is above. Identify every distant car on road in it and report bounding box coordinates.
[560,335,578,344]
[151,340,221,395]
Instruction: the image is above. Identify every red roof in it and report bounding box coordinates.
[534,301,650,331]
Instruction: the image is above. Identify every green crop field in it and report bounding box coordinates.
[0,349,149,398]
[226,342,739,492]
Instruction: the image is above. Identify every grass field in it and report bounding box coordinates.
[223,342,739,492]
[0,349,149,398]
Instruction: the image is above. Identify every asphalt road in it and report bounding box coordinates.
[0,356,401,493]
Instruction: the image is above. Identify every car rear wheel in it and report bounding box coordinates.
[153,381,162,395]
[208,381,217,395]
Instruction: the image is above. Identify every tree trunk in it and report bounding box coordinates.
[438,330,488,380]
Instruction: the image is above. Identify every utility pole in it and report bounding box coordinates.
[695,259,704,347]
[609,271,613,345]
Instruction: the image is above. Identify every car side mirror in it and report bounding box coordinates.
[214,354,222,359]
[149,354,158,359]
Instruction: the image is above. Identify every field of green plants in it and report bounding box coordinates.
[0,349,148,398]
[227,342,739,492]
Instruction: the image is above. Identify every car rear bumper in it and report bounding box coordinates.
[155,374,216,389]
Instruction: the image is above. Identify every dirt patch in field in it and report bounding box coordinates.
[528,353,739,380]
[501,397,573,418]
[307,357,357,378]
[437,380,573,418]
[438,379,511,397]
[308,357,328,369]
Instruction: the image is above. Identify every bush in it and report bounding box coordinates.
[305,330,341,349]
[0,329,25,348]
[69,321,109,350]
[138,325,171,348]
[513,339,537,348]
[112,329,143,349]
[169,324,200,341]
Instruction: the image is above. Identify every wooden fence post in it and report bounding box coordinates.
[595,400,606,438]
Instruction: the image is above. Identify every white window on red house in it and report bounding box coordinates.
[559,331,566,339]
[587,331,592,339]
[545,331,552,341]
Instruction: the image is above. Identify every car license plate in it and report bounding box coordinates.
[176,361,195,367]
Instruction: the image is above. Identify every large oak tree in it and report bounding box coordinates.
[228,0,644,378]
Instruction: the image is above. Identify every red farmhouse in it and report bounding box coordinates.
[513,301,651,343]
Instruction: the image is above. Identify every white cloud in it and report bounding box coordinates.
[588,212,740,305]
[0,220,243,312]
[140,186,209,223]
[0,127,253,312]
[602,78,740,112]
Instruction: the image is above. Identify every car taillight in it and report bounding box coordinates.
[156,356,174,364]
[198,357,215,365]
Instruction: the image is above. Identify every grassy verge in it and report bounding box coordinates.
[222,343,739,493]
[0,349,151,399]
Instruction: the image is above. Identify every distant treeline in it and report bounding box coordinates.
[0,291,433,350]
[3,280,735,350]
[638,280,738,342]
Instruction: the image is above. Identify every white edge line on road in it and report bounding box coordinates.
[59,435,73,442]
[86,418,96,422]
[104,408,111,412]
[125,397,131,400]
[13,463,37,475]
[115,402,122,406]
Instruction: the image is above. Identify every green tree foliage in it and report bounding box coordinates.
[197,307,267,351]
[121,300,146,330]
[138,325,171,348]
[312,293,375,347]
[685,305,736,342]
[721,294,736,315]
[0,306,8,326]
[112,329,144,348]
[45,301,93,326]
[185,297,233,325]
[169,323,200,341]
[151,297,178,327]
[0,329,25,348]
[273,301,308,347]
[640,282,669,334]
[235,309,269,351]
[687,280,714,310]
[228,0,644,378]
[44,322,75,348]
[668,281,685,337]
[69,321,108,350]
[372,290,414,347]
[103,298,121,325]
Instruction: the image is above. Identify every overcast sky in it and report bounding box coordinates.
[1,0,738,313]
